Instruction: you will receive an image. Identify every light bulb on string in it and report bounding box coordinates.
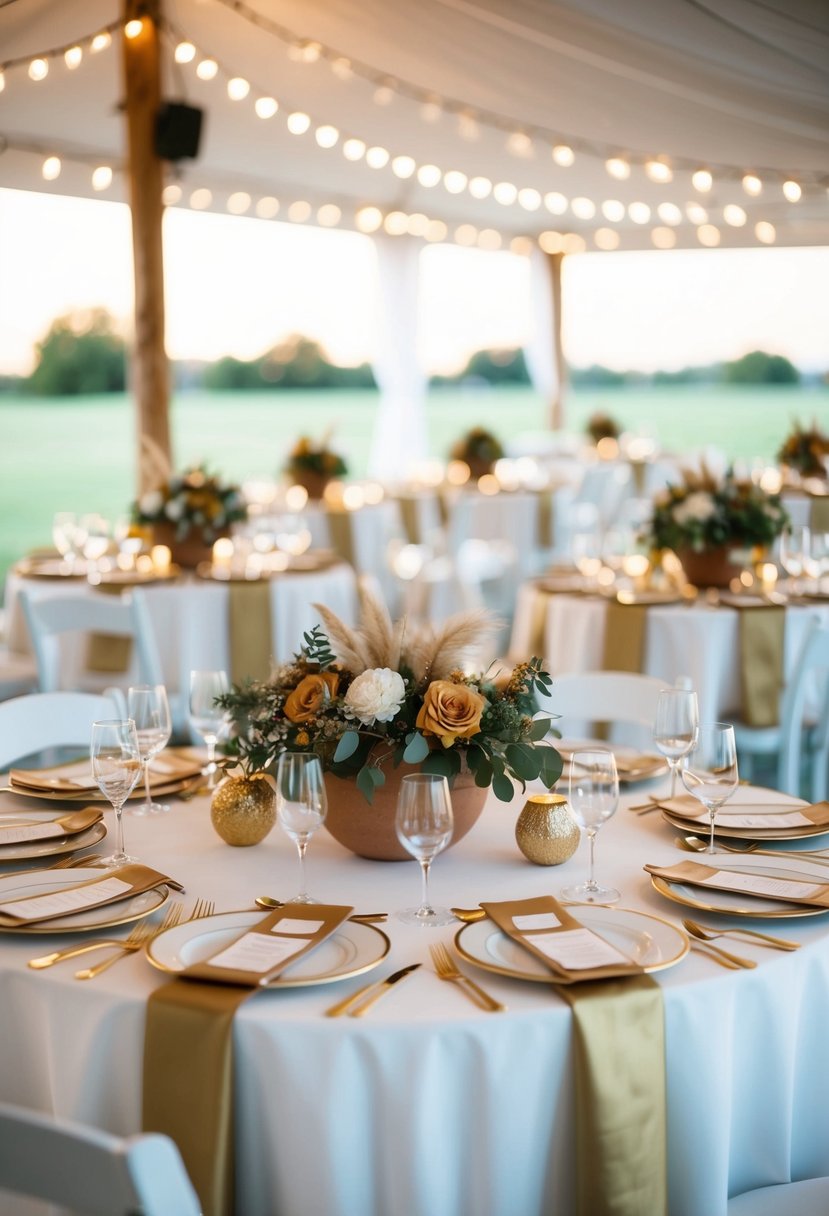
[343,139,366,161]
[742,174,762,196]
[227,78,250,101]
[365,146,389,169]
[692,169,713,192]
[90,32,112,52]
[196,59,218,80]
[286,111,311,134]
[783,180,802,202]
[92,166,113,191]
[391,156,416,179]
[41,156,61,180]
[255,97,278,119]
[28,58,48,81]
[174,41,196,63]
[64,46,82,69]
[606,157,630,180]
[125,19,144,39]
[552,144,575,167]
[315,125,339,148]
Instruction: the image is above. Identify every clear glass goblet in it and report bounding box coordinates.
[561,749,620,905]
[395,773,454,926]
[189,670,229,789]
[127,684,172,815]
[653,687,699,799]
[680,722,739,854]
[275,752,328,903]
[90,719,142,867]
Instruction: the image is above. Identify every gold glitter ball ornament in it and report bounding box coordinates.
[515,793,579,865]
[211,775,276,846]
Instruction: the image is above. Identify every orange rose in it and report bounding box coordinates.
[416,680,486,748]
[283,673,339,723]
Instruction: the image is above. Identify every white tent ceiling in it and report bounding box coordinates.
[1,0,828,252]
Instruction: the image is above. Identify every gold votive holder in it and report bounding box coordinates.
[515,793,579,865]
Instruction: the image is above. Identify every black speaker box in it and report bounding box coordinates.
[155,102,204,161]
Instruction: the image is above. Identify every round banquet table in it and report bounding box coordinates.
[0,773,828,1216]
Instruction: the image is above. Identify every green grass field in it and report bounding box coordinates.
[2,384,827,592]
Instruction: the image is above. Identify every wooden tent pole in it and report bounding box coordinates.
[546,251,567,430]
[122,0,173,493]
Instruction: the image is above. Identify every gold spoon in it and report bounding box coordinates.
[254,896,387,924]
[450,907,487,923]
[682,917,799,952]
[678,835,829,867]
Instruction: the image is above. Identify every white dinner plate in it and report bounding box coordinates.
[0,819,107,863]
[650,854,829,919]
[0,869,169,934]
[659,788,825,841]
[454,905,689,981]
[146,911,391,987]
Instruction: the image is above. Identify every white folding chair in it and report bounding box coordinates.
[19,588,164,696]
[0,691,120,769]
[728,1177,829,1215]
[540,670,668,750]
[734,617,829,802]
[0,1101,200,1216]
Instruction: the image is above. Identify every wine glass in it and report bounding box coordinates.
[779,526,811,594]
[680,722,739,854]
[561,749,620,905]
[127,685,172,815]
[90,719,142,867]
[395,773,454,926]
[189,670,229,789]
[275,752,328,903]
[52,512,82,570]
[653,688,699,800]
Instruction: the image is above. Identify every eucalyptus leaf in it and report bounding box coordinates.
[402,732,430,764]
[492,772,515,802]
[529,717,552,741]
[474,758,493,788]
[505,743,542,780]
[422,750,460,780]
[333,731,360,763]
[356,765,376,804]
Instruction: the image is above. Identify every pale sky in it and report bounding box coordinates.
[1,187,827,377]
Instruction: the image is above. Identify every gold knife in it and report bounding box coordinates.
[325,963,421,1018]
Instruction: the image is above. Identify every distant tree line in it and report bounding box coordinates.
[0,308,811,397]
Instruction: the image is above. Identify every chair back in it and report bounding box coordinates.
[19,588,163,694]
[541,670,668,749]
[0,691,120,769]
[0,1101,200,1216]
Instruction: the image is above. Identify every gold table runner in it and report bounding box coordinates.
[228,581,272,684]
[737,605,785,727]
[396,495,421,544]
[85,583,133,674]
[601,602,648,674]
[537,491,555,548]
[810,496,829,532]
[326,509,356,566]
[144,979,252,1216]
[558,977,667,1216]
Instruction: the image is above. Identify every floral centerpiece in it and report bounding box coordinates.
[586,411,621,444]
[217,593,561,859]
[131,465,247,567]
[284,435,348,498]
[778,421,829,481]
[449,427,505,480]
[646,466,789,588]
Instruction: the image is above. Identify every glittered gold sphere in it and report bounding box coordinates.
[211,776,276,846]
[515,793,579,865]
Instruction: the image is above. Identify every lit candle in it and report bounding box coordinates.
[151,544,172,576]
[212,537,234,571]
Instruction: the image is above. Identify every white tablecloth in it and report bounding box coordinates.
[0,775,827,1216]
[511,584,829,723]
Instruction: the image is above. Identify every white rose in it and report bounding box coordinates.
[673,491,716,526]
[344,668,406,725]
[164,498,184,521]
[139,490,163,515]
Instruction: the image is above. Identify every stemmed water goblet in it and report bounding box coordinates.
[127,684,172,815]
[189,670,229,789]
[275,752,328,903]
[52,512,83,571]
[680,722,739,854]
[90,719,142,867]
[561,749,620,905]
[779,526,811,595]
[653,687,699,800]
[395,773,454,926]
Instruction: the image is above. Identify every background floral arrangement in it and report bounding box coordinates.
[586,411,621,443]
[449,426,505,468]
[646,466,789,553]
[217,592,562,803]
[777,421,829,480]
[285,435,348,479]
[131,465,247,541]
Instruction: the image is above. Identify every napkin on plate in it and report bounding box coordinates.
[0,864,178,926]
[644,859,829,909]
[0,806,103,847]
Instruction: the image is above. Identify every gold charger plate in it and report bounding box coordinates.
[13,557,88,580]
[454,904,689,981]
[658,788,826,841]
[89,567,181,587]
[650,855,829,919]
[0,819,107,863]
[559,744,668,784]
[0,779,195,804]
[0,869,169,934]
[146,910,390,987]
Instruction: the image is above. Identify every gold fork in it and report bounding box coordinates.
[429,942,506,1012]
[75,902,185,980]
[189,898,215,920]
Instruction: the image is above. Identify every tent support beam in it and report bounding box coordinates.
[122,0,172,493]
[546,251,567,429]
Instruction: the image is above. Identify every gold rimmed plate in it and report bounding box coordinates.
[650,855,829,919]
[454,905,689,982]
[0,869,169,934]
[0,820,107,863]
[559,742,668,784]
[658,790,827,842]
[146,910,390,987]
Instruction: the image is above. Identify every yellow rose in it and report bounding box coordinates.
[283,673,339,723]
[416,680,486,748]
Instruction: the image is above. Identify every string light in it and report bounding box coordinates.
[697,224,720,247]
[601,199,625,222]
[0,71,5,92]
[645,159,673,183]
[373,83,394,106]
[552,144,575,167]
[742,173,762,196]
[783,180,802,202]
[91,165,112,190]
[518,187,541,211]
[539,231,565,254]
[355,206,383,233]
[196,59,218,80]
[594,228,620,250]
[365,146,389,169]
[174,41,196,63]
[628,201,651,224]
[227,191,251,214]
[64,47,82,69]
[571,197,596,220]
[651,227,677,249]
[755,221,776,244]
[90,32,112,52]
[417,164,441,187]
[723,204,747,227]
[162,184,182,205]
[468,176,492,199]
[454,224,478,246]
[506,131,533,157]
[125,19,144,39]
[686,202,708,224]
[28,59,48,81]
[444,170,468,194]
[342,139,366,161]
[544,192,568,215]
[288,200,311,222]
[692,169,713,192]
[493,181,518,205]
[317,203,341,226]
[606,158,630,180]
[477,229,502,250]
[227,77,250,101]
[383,210,408,235]
[391,155,416,179]
[255,96,278,118]
[407,213,429,236]
[189,188,212,209]
[330,57,352,80]
[41,156,61,180]
[286,111,311,134]
[315,125,339,148]
[255,196,279,218]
